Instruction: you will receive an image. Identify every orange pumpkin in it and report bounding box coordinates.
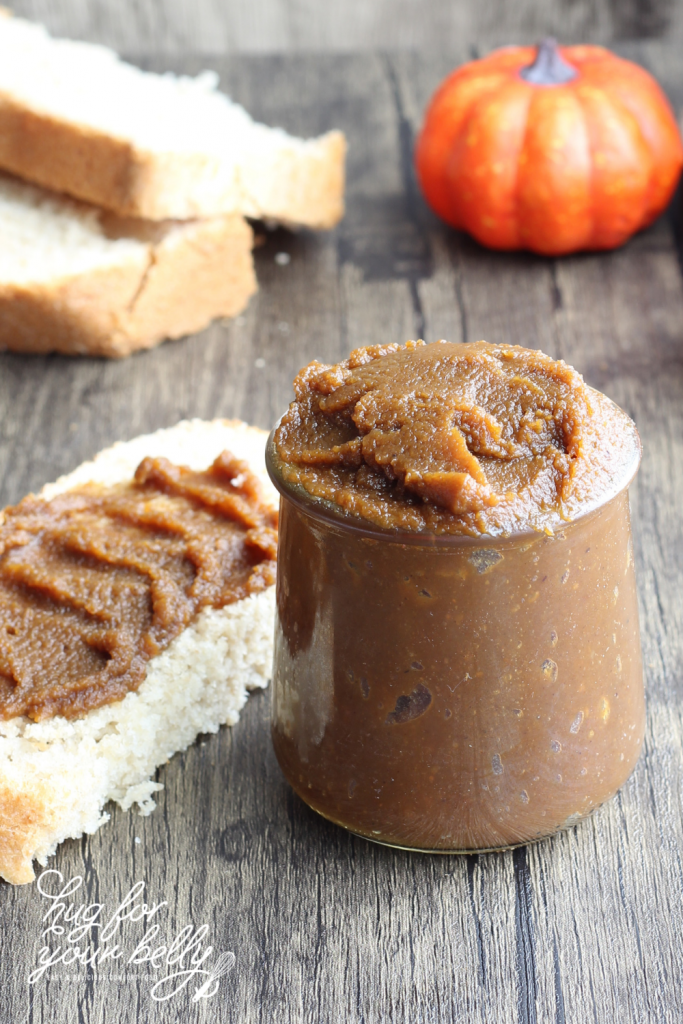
[415,39,683,254]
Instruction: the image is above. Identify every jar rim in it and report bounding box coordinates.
[266,391,641,547]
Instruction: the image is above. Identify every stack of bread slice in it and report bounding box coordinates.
[0,15,346,356]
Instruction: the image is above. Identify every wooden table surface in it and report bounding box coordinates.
[2,44,683,1024]
[11,0,683,54]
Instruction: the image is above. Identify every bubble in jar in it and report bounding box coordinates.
[542,659,558,684]
[385,683,431,724]
[468,549,503,574]
[570,711,584,734]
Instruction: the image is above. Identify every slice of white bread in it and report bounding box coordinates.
[0,171,257,358]
[0,419,277,885]
[0,15,346,228]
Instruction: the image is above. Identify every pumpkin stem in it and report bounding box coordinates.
[520,38,577,85]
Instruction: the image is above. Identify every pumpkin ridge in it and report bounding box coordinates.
[505,80,535,251]
[578,64,683,225]
[576,84,652,249]
[515,87,537,250]
[576,88,597,252]
[416,71,514,228]
[517,87,593,254]
[453,78,533,249]
[593,86,659,227]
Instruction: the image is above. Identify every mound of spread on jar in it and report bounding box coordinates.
[0,452,277,721]
[268,340,644,852]
[273,339,641,536]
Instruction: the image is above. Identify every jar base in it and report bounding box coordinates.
[306,799,581,855]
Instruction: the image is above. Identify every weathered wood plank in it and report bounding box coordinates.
[9,0,683,55]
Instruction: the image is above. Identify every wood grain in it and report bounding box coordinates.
[8,0,683,55]
[1,46,683,1024]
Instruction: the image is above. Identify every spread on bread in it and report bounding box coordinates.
[0,451,277,721]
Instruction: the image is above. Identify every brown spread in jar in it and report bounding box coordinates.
[273,340,640,535]
[0,452,277,722]
[269,340,645,852]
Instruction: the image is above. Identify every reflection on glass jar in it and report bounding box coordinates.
[268,438,644,853]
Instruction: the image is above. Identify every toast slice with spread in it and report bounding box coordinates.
[0,419,276,884]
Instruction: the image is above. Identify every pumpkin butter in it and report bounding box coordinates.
[268,340,645,851]
[0,453,277,721]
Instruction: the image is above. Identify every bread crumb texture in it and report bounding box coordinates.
[0,420,276,884]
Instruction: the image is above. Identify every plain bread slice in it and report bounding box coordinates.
[0,15,346,227]
[0,171,257,358]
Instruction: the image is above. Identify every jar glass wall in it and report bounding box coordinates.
[267,437,645,852]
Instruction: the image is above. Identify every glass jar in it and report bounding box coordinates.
[266,433,644,852]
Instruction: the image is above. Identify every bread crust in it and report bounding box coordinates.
[0,212,256,357]
[0,784,53,885]
[0,90,346,227]
[0,91,139,213]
